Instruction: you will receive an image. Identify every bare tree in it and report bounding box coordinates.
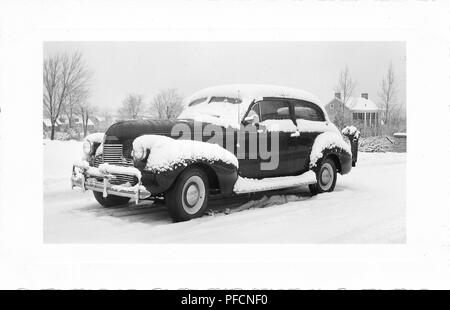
[70,87,90,137]
[150,89,184,120]
[378,62,397,126]
[43,51,91,139]
[78,100,96,138]
[118,93,144,120]
[63,90,82,129]
[334,65,356,129]
[96,107,114,131]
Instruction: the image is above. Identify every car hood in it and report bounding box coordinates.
[104,118,229,143]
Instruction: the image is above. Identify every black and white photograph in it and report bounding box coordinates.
[1,0,450,292]
[43,42,406,243]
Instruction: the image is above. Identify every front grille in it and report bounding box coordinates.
[103,144,124,163]
[94,143,137,186]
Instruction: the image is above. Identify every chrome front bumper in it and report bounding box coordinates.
[71,160,151,203]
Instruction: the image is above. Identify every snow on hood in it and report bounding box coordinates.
[133,135,239,172]
[309,131,351,168]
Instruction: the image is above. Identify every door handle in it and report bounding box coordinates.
[290,131,300,137]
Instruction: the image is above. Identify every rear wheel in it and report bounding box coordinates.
[165,167,209,222]
[93,191,131,207]
[309,158,337,195]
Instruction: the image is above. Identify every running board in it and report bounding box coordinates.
[233,170,317,194]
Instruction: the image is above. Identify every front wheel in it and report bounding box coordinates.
[165,167,209,222]
[309,158,337,195]
[93,191,131,207]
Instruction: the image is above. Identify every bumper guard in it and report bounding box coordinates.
[71,160,151,204]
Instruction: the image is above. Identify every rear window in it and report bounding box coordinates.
[188,97,208,107]
[189,96,242,106]
[209,97,242,104]
[292,100,325,122]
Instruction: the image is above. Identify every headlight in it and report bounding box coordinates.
[83,140,93,155]
[132,146,146,161]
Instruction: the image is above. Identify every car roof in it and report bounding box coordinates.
[184,84,330,123]
[186,84,322,107]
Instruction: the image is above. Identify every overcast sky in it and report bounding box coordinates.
[44,41,406,113]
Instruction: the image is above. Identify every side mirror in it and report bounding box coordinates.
[242,114,259,126]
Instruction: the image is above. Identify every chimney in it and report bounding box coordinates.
[334,92,341,100]
[361,93,368,99]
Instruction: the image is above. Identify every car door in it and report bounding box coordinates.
[288,99,328,173]
[238,98,295,178]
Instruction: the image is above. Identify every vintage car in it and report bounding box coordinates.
[71,84,358,222]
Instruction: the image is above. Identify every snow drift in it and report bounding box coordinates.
[44,140,406,243]
[234,171,316,194]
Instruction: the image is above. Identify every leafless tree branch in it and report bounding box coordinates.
[43,51,92,139]
[118,93,145,120]
[150,89,184,120]
[334,65,356,129]
[378,62,397,125]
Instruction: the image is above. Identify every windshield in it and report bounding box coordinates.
[178,96,242,128]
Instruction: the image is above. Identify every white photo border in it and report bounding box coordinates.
[0,0,449,289]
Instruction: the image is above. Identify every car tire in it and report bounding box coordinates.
[93,191,131,207]
[165,167,209,222]
[309,158,337,195]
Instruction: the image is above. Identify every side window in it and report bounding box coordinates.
[258,100,291,122]
[247,102,261,123]
[292,100,325,122]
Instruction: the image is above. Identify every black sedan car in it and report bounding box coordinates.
[72,84,357,222]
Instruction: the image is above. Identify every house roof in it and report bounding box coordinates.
[43,118,54,127]
[327,96,379,112]
[57,116,95,126]
[94,116,106,122]
[346,97,379,112]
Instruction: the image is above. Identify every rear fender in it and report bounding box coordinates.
[316,147,352,175]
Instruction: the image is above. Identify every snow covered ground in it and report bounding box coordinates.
[44,139,406,243]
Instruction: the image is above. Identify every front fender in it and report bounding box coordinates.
[141,159,238,195]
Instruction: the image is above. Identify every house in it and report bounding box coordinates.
[325,93,380,129]
[57,115,95,131]
[43,118,58,130]
[91,115,122,131]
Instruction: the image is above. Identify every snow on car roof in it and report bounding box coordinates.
[180,84,329,128]
[185,84,323,108]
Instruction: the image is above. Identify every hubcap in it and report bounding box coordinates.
[186,183,200,206]
[319,162,334,191]
[182,175,206,215]
[321,168,332,185]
